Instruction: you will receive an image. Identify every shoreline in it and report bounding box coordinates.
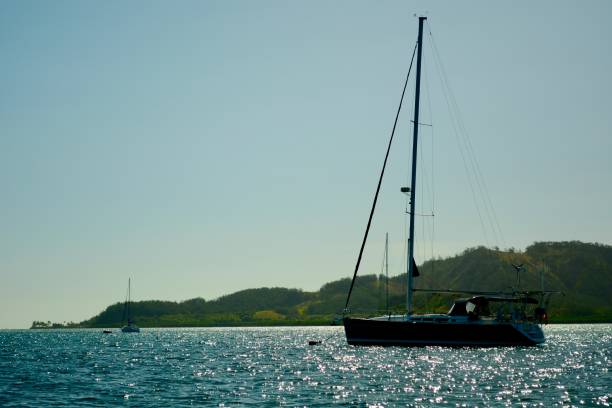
[23,320,612,330]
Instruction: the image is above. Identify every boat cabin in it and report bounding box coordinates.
[447,296,539,319]
[448,297,490,317]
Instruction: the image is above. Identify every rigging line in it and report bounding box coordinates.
[419,27,436,272]
[386,235,390,314]
[463,118,507,247]
[344,42,418,311]
[401,206,408,278]
[447,76,501,246]
[427,29,493,245]
[380,239,386,278]
[455,89,505,247]
[379,237,387,309]
[410,120,433,127]
[418,61,434,265]
[399,197,408,311]
[419,105,425,264]
[426,29,490,247]
[414,128,425,264]
[423,40,436,270]
[416,124,434,259]
[377,244,383,310]
[415,56,435,228]
[428,24,506,248]
[440,63,504,247]
[428,26,497,247]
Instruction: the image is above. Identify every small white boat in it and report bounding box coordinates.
[121,278,140,333]
[121,324,140,333]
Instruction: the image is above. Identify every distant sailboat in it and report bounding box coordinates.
[121,278,140,333]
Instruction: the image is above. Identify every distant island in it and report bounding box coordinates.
[31,241,612,329]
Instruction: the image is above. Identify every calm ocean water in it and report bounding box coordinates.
[0,324,609,407]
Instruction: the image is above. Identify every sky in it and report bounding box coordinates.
[1,1,611,328]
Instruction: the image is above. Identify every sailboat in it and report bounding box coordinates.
[342,17,552,347]
[121,278,140,333]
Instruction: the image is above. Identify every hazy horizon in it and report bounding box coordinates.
[2,0,611,328]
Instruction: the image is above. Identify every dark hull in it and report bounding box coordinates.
[343,317,543,347]
[121,325,140,333]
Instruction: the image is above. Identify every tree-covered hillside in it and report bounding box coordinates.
[32,241,612,328]
[75,288,321,328]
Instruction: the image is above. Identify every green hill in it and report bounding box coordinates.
[31,241,612,328]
